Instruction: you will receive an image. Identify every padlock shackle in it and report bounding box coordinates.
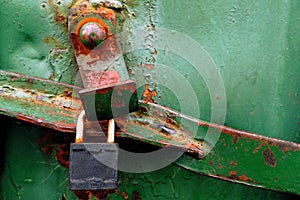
[107,119,115,143]
[75,110,85,143]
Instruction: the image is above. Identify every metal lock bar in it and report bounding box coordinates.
[68,1,139,121]
[69,110,118,190]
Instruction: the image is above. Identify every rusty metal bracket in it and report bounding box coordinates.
[68,0,139,121]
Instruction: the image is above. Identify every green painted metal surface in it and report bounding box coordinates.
[1,0,300,199]
[0,0,77,83]
[156,0,300,142]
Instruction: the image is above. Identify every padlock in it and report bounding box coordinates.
[69,110,118,190]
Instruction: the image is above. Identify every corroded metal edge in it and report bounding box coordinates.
[0,70,82,132]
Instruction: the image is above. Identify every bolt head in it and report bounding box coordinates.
[79,22,107,49]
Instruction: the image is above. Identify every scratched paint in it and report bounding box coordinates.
[1,0,300,198]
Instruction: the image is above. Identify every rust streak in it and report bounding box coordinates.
[253,142,265,153]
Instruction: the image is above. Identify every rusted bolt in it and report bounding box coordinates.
[79,22,107,49]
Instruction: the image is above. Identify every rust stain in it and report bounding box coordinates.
[232,135,238,143]
[262,148,277,167]
[73,190,91,200]
[48,0,66,23]
[121,191,129,200]
[194,118,300,153]
[142,84,157,103]
[228,171,254,183]
[144,63,155,69]
[253,142,264,153]
[239,174,253,182]
[69,6,116,55]
[91,189,116,200]
[230,161,237,167]
[55,14,66,23]
[132,191,142,200]
[56,142,71,168]
[38,131,73,168]
[228,171,238,179]
[38,131,54,157]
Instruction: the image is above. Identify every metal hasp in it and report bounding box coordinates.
[68,0,139,121]
[68,0,139,191]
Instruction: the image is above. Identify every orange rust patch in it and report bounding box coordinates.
[239,174,252,182]
[144,63,155,69]
[121,191,129,200]
[56,143,71,168]
[70,6,116,55]
[75,17,112,36]
[228,171,254,183]
[55,14,66,22]
[142,84,157,103]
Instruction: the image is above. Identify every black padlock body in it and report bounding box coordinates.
[69,143,118,190]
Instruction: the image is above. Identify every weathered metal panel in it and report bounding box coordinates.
[1,0,300,199]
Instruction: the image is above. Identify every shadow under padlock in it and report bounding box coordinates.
[69,111,118,190]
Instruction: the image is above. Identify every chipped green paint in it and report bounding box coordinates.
[0,70,81,132]
[1,0,300,199]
